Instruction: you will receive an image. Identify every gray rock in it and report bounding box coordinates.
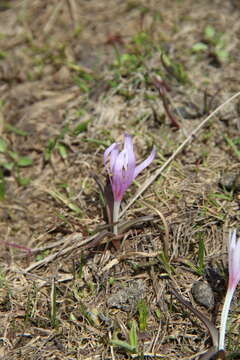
[107,280,145,311]
[219,173,240,192]
[191,281,215,310]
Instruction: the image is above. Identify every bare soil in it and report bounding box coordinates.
[0,1,240,359]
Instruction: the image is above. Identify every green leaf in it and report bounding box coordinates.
[192,42,208,52]
[109,339,136,353]
[68,202,82,214]
[59,124,69,140]
[215,48,229,62]
[175,63,188,83]
[224,135,240,160]
[8,151,18,161]
[132,31,149,46]
[179,258,203,276]
[110,320,138,353]
[5,124,28,136]
[74,78,89,93]
[85,138,109,146]
[155,308,161,319]
[197,237,205,275]
[0,138,7,152]
[137,299,148,331]
[2,162,14,171]
[72,120,90,136]
[75,109,86,118]
[0,170,6,200]
[0,51,7,59]
[233,136,240,145]
[129,320,138,350]
[204,25,215,40]
[210,192,232,201]
[16,177,31,186]
[44,138,57,162]
[161,53,172,67]
[57,144,67,159]
[161,53,188,84]
[17,156,33,167]
[158,251,174,275]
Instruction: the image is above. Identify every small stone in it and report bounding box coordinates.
[107,280,145,311]
[219,172,240,192]
[191,281,215,310]
[54,66,71,84]
[174,105,199,119]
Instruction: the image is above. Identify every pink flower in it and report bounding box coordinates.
[219,229,240,350]
[104,134,156,202]
[104,134,155,235]
[228,229,240,291]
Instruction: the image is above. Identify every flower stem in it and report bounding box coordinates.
[219,285,235,350]
[113,200,121,236]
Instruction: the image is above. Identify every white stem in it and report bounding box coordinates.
[113,200,121,236]
[219,286,235,350]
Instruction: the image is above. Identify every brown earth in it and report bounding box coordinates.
[0,1,240,359]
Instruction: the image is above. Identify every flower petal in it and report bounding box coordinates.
[104,143,120,175]
[103,134,155,202]
[219,229,240,350]
[109,145,119,173]
[122,134,136,186]
[228,229,240,290]
[111,149,126,201]
[110,135,136,201]
[104,142,118,166]
[134,146,156,178]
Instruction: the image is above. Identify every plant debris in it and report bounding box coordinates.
[0,1,240,359]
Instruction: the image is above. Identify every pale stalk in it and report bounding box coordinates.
[113,200,121,235]
[219,286,235,350]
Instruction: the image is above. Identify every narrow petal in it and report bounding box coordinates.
[110,135,136,201]
[122,134,136,187]
[109,145,119,173]
[123,134,135,167]
[134,146,156,179]
[219,229,240,350]
[228,229,240,290]
[103,134,155,203]
[104,142,118,167]
[112,149,126,201]
[233,241,240,284]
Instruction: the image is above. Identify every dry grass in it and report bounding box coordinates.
[0,0,240,359]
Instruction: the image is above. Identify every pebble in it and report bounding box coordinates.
[191,281,215,310]
[107,280,145,311]
[219,172,240,192]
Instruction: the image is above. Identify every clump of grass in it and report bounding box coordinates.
[192,25,230,64]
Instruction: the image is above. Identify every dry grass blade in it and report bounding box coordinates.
[140,200,170,256]
[99,251,160,275]
[130,353,168,358]
[43,0,64,34]
[25,215,157,273]
[1,2,240,358]
[24,232,93,272]
[67,0,79,29]
[169,285,219,352]
[120,91,240,217]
